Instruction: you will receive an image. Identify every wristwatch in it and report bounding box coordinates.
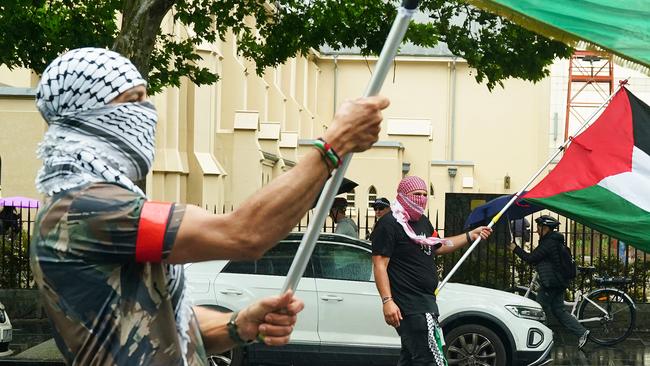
[227,311,255,347]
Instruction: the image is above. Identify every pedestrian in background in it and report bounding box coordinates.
[372,197,391,220]
[372,176,492,366]
[509,215,589,349]
[330,197,359,238]
[367,197,391,240]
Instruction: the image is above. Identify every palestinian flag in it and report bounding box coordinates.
[523,87,650,250]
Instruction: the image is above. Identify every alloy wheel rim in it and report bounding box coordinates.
[447,332,497,366]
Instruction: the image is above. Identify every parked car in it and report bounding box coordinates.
[0,301,12,357]
[186,233,553,366]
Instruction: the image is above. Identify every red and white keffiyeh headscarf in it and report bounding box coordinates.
[392,176,449,247]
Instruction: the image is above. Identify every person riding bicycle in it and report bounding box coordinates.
[508,215,590,349]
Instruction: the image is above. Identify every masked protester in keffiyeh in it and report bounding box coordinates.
[371,176,493,366]
[30,46,394,366]
[391,176,449,248]
[35,47,155,196]
[30,47,208,366]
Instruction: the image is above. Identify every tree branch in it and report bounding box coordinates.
[113,0,177,79]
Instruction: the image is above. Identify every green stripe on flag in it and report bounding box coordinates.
[466,0,650,71]
[526,185,650,251]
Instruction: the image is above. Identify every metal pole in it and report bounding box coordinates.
[436,79,628,295]
[282,1,420,293]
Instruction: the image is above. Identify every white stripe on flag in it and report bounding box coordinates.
[598,146,650,213]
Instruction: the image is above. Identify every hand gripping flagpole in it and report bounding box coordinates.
[435,79,629,295]
[281,0,420,294]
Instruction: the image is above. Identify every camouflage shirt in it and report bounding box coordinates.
[30,183,208,365]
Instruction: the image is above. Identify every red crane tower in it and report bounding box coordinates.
[564,50,614,140]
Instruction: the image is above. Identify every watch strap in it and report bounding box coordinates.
[227,311,255,347]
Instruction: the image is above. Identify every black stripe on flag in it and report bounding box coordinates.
[628,88,650,157]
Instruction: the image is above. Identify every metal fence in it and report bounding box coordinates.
[441,192,650,303]
[4,201,650,304]
[297,204,650,304]
[1,205,37,289]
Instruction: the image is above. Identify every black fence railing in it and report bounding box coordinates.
[295,207,442,240]
[1,205,37,289]
[443,209,650,304]
[5,201,650,304]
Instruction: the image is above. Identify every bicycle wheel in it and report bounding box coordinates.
[576,288,636,346]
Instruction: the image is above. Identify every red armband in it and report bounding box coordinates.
[136,201,173,263]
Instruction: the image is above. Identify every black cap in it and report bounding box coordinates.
[372,197,390,210]
[332,197,348,209]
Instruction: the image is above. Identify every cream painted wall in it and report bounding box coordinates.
[452,63,551,192]
[0,67,33,87]
[316,56,552,229]
[0,97,45,199]
[185,48,224,208]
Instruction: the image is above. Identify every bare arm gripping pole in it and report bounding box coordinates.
[281,1,419,294]
[435,80,628,295]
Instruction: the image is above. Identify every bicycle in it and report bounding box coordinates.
[513,266,637,346]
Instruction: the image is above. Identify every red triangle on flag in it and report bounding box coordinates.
[525,88,634,199]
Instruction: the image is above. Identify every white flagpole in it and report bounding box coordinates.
[436,79,630,295]
[282,0,420,294]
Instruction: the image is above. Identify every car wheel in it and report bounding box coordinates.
[208,347,245,366]
[444,324,507,366]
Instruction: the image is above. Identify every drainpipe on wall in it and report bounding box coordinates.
[448,58,458,192]
[449,57,457,161]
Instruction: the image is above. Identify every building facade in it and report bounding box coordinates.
[2,15,648,234]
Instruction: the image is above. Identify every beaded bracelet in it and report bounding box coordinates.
[319,137,341,166]
[313,138,341,168]
[312,143,335,173]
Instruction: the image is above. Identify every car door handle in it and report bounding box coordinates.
[219,289,243,295]
[320,294,343,302]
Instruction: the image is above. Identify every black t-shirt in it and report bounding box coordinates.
[371,213,439,315]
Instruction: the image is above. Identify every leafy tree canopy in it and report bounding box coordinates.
[0,0,572,93]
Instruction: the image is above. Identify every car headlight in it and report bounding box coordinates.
[505,305,546,322]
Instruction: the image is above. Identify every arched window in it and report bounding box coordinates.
[368,186,377,205]
[346,189,356,207]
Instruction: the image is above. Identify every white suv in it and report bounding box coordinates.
[186,233,553,366]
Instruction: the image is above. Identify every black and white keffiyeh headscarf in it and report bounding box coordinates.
[35,47,157,196]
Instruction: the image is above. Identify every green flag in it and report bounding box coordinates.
[467,0,650,70]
